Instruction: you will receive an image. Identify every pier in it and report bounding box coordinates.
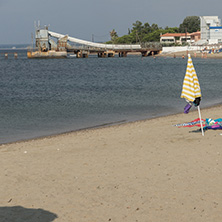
[0,52,19,59]
[27,26,162,58]
[66,43,161,58]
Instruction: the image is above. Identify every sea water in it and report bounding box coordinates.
[0,49,222,144]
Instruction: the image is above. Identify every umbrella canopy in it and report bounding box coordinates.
[181,54,201,102]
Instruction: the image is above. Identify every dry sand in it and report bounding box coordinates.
[0,105,222,222]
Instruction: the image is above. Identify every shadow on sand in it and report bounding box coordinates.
[0,206,58,222]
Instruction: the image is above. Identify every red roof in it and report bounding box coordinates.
[160,32,200,37]
[160,33,191,37]
[190,31,201,36]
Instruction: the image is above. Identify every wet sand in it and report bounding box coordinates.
[0,105,222,221]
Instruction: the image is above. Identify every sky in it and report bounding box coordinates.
[0,0,222,44]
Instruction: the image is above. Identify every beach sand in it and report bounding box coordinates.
[158,50,222,59]
[0,105,222,222]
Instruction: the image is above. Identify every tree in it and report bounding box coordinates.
[110,29,118,43]
[131,20,143,43]
[130,21,160,43]
[115,34,134,44]
[143,22,151,34]
[131,20,143,33]
[165,27,179,33]
[106,16,199,45]
[179,16,200,33]
[143,29,163,42]
[150,23,159,32]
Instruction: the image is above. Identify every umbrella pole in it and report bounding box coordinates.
[198,106,204,136]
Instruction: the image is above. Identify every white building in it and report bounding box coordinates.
[160,32,200,45]
[200,16,222,44]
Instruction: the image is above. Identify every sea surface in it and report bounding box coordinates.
[0,47,222,144]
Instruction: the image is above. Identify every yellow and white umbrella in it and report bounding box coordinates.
[181,54,201,102]
[181,54,204,136]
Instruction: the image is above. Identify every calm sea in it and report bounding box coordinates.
[0,48,222,144]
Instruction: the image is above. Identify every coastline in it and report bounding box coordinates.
[1,102,221,146]
[1,104,222,221]
[158,50,222,59]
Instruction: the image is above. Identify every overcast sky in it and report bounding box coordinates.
[0,0,222,44]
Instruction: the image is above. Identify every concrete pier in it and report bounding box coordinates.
[76,50,89,58]
[27,27,162,59]
[1,52,19,59]
[97,51,115,58]
[141,51,150,57]
[119,52,127,57]
[98,52,107,58]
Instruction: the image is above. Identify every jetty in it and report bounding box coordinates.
[27,25,162,59]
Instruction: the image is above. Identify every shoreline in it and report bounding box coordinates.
[1,102,221,147]
[158,50,222,59]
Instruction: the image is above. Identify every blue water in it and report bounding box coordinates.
[0,49,222,144]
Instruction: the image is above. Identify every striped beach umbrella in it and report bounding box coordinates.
[181,54,204,136]
[181,54,201,102]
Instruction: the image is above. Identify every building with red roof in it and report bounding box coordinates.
[160,31,201,45]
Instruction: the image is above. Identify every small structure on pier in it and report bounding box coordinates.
[27,25,67,58]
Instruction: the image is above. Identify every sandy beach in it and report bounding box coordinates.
[0,105,222,222]
[158,50,222,59]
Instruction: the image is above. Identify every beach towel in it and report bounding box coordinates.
[173,118,205,127]
[190,118,222,132]
[204,118,222,130]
